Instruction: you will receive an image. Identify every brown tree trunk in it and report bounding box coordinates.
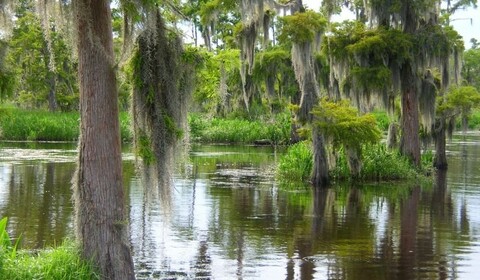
[47,73,57,112]
[346,145,361,179]
[400,62,421,167]
[434,118,448,170]
[73,1,135,279]
[311,126,329,187]
[387,122,399,150]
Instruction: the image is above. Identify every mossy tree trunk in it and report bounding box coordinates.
[387,122,399,150]
[73,0,135,279]
[434,117,448,170]
[346,145,361,179]
[399,0,421,167]
[311,125,329,187]
[399,61,421,167]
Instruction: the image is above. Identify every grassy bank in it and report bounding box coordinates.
[0,107,132,142]
[0,217,99,280]
[188,113,291,144]
[276,141,431,189]
[0,108,290,144]
[0,108,404,144]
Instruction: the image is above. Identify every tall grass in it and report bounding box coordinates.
[188,112,291,144]
[277,142,430,189]
[276,141,313,190]
[0,217,99,280]
[0,107,132,142]
[332,144,418,181]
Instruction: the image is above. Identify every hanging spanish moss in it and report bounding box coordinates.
[131,11,195,195]
[419,69,437,132]
[0,0,15,34]
[236,0,292,111]
[292,41,320,122]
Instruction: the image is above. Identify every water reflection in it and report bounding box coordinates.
[0,162,75,248]
[1,138,480,279]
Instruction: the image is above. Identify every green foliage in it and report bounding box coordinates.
[0,108,132,142]
[189,113,291,144]
[277,142,427,189]
[463,47,480,90]
[136,132,155,164]
[439,86,480,118]
[6,10,78,111]
[276,141,313,189]
[464,109,480,129]
[415,24,462,60]
[311,98,381,149]
[348,144,417,181]
[0,108,79,141]
[0,217,19,259]
[331,24,413,63]
[371,110,390,131]
[279,10,327,44]
[192,48,241,114]
[331,144,420,182]
[351,65,391,90]
[0,238,99,280]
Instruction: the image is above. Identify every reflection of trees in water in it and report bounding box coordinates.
[202,175,471,279]
[0,162,75,249]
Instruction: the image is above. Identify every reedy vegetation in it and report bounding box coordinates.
[0,217,99,280]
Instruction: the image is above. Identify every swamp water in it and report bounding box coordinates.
[1,136,480,280]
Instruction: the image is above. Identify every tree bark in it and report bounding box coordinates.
[434,118,448,170]
[311,125,329,187]
[400,62,421,167]
[387,122,399,150]
[346,145,361,179]
[73,0,135,279]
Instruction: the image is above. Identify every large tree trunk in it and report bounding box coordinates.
[346,145,361,179]
[434,118,448,170]
[42,44,57,112]
[73,1,135,279]
[47,73,57,112]
[311,126,329,187]
[400,62,421,167]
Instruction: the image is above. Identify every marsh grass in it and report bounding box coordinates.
[277,142,431,189]
[276,141,312,190]
[0,243,100,280]
[188,113,291,144]
[0,107,132,142]
[0,217,99,280]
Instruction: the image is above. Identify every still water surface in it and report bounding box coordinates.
[1,136,480,279]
